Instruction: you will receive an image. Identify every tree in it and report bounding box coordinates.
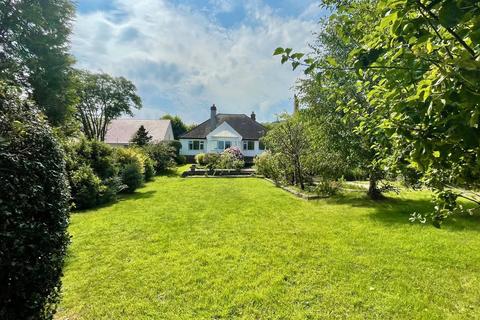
[75,70,142,141]
[278,0,480,225]
[0,83,70,319]
[264,114,311,190]
[161,114,188,139]
[130,125,152,146]
[0,0,77,126]
[276,0,388,199]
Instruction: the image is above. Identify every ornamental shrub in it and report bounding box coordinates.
[144,157,156,181]
[203,153,221,169]
[74,138,118,179]
[145,142,176,173]
[120,162,144,193]
[254,151,291,184]
[217,152,245,169]
[64,138,120,209]
[70,164,103,210]
[0,85,70,319]
[224,146,243,160]
[115,147,145,192]
[195,153,206,165]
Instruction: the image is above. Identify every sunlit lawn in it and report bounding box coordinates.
[56,176,480,319]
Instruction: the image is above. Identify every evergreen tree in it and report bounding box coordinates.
[130,125,152,146]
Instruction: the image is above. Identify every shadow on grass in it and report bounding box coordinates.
[72,190,157,214]
[118,190,157,202]
[325,193,480,232]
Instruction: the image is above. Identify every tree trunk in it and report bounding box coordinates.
[367,175,383,200]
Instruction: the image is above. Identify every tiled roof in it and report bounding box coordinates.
[104,119,171,144]
[179,114,266,140]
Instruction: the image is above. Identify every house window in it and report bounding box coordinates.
[259,140,265,150]
[188,140,204,150]
[243,140,255,150]
[217,141,231,150]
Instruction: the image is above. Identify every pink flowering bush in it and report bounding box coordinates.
[223,146,243,160]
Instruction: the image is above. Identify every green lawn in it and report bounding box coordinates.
[56,176,480,319]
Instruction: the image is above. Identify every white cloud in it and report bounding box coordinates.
[71,0,318,123]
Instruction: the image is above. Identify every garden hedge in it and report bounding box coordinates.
[0,86,70,319]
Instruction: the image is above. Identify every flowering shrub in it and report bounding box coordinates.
[223,146,243,160]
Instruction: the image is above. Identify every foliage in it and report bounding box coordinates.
[223,146,244,160]
[276,0,480,221]
[254,151,284,183]
[120,162,144,193]
[70,164,103,210]
[75,70,142,141]
[195,153,206,166]
[161,114,189,139]
[115,147,146,193]
[144,157,156,182]
[353,0,480,224]
[217,152,245,170]
[275,0,387,198]
[64,138,122,209]
[165,140,185,164]
[263,114,312,190]
[67,138,118,180]
[204,153,221,169]
[0,84,70,319]
[0,0,77,126]
[313,179,342,197]
[57,177,480,319]
[130,125,152,146]
[145,143,177,173]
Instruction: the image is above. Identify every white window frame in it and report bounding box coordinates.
[243,140,255,150]
[217,140,231,150]
[188,140,204,150]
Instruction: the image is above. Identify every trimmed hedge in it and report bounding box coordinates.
[0,86,70,319]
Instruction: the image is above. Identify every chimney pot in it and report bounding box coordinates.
[250,111,256,121]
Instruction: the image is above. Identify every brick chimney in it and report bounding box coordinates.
[210,104,217,129]
[250,111,256,121]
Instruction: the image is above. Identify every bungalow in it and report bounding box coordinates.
[179,105,267,162]
[104,119,174,147]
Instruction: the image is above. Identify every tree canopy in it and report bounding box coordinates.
[75,70,142,141]
[161,114,189,139]
[276,0,480,225]
[0,0,77,126]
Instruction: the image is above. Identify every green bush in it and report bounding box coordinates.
[99,176,125,204]
[176,154,186,165]
[64,138,120,208]
[0,86,70,319]
[70,164,103,210]
[115,147,145,192]
[204,153,221,169]
[254,151,284,182]
[74,138,118,179]
[121,162,144,193]
[145,143,176,173]
[195,153,206,165]
[217,152,245,169]
[144,157,156,181]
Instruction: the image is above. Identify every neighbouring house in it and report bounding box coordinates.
[179,104,267,162]
[104,119,174,147]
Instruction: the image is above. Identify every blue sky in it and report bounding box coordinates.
[72,0,327,124]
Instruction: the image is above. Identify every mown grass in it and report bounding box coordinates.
[56,176,480,319]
